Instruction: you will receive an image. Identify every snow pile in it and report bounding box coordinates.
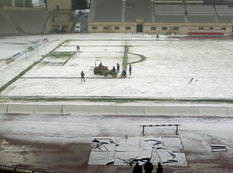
[88,136,188,166]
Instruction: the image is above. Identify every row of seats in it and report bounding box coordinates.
[186,5,215,14]
[154,0,204,4]
[154,5,185,14]
[154,15,185,22]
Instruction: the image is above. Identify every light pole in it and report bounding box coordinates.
[12,0,15,7]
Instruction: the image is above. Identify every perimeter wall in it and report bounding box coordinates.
[1,103,233,116]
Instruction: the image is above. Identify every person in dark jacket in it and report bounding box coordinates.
[76,46,80,52]
[121,70,126,78]
[81,70,85,82]
[129,64,132,75]
[133,162,142,173]
[117,63,120,73]
[144,159,153,173]
[156,162,163,173]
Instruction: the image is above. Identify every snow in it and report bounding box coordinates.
[0,113,233,147]
[0,33,233,99]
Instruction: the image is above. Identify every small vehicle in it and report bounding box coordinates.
[84,9,90,15]
[104,68,117,78]
[74,22,81,32]
[94,60,108,75]
[74,10,84,17]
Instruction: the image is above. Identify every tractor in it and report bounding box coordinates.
[93,59,117,78]
[93,60,109,75]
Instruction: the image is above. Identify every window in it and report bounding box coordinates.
[114,26,119,30]
[92,26,97,30]
[162,27,167,30]
[125,26,131,30]
[151,27,156,30]
[103,26,108,30]
[209,27,214,30]
[198,27,204,30]
[173,27,179,30]
[221,27,226,30]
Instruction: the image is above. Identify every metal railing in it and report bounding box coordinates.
[0,165,53,173]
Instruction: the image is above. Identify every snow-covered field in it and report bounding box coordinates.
[0,33,233,100]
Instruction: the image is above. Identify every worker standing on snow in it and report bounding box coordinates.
[112,66,116,72]
[76,46,80,52]
[129,64,132,75]
[156,162,163,173]
[81,70,85,82]
[121,70,126,78]
[133,162,142,173]
[144,159,153,173]
[117,63,120,73]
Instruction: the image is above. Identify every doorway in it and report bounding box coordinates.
[137,24,143,32]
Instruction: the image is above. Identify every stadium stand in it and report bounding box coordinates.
[186,5,215,14]
[90,0,152,22]
[4,8,48,34]
[186,5,218,23]
[91,0,122,22]
[88,0,233,34]
[154,5,185,23]
[125,0,152,22]
[0,9,19,35]
[154,5,185,15]
[215,5,233,23]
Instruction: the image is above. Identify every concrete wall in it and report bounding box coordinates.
[1,104,233,117]
[0,104,7,113]
[35,105,62,114]
[8,104,34,114]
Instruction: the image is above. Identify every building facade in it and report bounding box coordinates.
[88,0,233,35]
[47,0,72,11]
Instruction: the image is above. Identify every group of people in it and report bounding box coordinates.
[80,63,132,82]
[117,63,132,75]
[133,159,163,173]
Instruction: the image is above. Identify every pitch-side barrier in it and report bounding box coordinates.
[0,104,233,116]
[0,38,49,70]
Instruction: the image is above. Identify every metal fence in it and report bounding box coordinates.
[0,165,53,173]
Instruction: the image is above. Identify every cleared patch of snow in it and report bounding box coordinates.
[88,136,187,166]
